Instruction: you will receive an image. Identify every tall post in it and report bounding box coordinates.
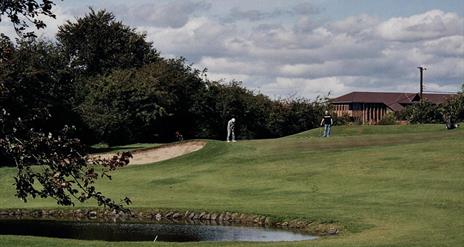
[417,66,426,101]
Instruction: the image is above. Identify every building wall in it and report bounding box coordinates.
[334,104,351,118]
[333,103,389,124]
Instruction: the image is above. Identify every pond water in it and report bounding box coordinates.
[0,219,317,242]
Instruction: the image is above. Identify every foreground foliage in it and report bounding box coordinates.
[0,35,131,210]
[0,116,132,209]
[0,0,56,37]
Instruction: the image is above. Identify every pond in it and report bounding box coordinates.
[0,219,317,242]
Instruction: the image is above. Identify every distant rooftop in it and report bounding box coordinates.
[332,91,455,111]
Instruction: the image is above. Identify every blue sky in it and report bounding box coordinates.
[1,0,463,99]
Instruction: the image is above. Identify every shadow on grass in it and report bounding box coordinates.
[88,146,146,154]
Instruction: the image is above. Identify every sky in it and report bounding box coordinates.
[1,0,463,99]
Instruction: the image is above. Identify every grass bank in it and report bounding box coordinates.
[0,124,463,246]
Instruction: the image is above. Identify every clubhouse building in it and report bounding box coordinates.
[331,92,454,124]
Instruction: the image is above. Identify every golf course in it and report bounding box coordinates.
[0,124,463,246]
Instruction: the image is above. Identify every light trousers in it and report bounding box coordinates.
[227,128,235,141]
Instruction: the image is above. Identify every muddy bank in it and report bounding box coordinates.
[0,208,341,236]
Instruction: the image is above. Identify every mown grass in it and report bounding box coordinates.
[0,124,463,247]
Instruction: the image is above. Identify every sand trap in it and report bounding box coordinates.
[95,141,206,165]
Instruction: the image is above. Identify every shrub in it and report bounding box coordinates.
[401,101,443,124]
[378,112,397,125]
[442,93,464,122]
[333,112,352,125]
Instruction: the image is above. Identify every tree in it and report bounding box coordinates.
[0,7,132,211]
[57,9,160,76]
[401,101,443,124]
[195,80,270,139]
[0,34,14,62]
[442,92,464,122]
[0,38,76,130]
[78,58,207,144]
[145,58,206,141]
[78,66,170,145]
[0,0,57,37]
[268,98,324,137]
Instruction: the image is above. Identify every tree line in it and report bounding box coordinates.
[1,9,328,152]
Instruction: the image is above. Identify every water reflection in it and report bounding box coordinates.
[0,219,317,242]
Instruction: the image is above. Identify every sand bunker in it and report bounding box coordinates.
[96,141,206,165]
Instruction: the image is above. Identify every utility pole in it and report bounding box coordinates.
[417,66,426,101]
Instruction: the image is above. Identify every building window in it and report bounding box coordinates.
[349,103,362,110]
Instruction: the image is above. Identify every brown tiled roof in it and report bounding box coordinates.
[332,91,455,111]
[387,103,405,112]
[332,92,415,104]
[422,94,454,104]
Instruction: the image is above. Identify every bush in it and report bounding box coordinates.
[333,112,352,125]
[400,101,443,124]
[442,93,464,123]
[378,112,397,125]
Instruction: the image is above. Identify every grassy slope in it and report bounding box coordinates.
[0,124,463,247]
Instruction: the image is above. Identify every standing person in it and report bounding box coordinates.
[227,118,236,142]
[320,111,333,137]
[175,130,183,141]
[445,115,457,130]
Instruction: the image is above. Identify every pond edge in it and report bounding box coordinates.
[0,208,341,236]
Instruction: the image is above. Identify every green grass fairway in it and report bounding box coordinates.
[1,124,463,246]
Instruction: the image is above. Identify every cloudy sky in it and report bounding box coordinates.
[2,0,463,99]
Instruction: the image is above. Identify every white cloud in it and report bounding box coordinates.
[141,8,462,98]
[222,7,283,22]
[0,23,15,38]
[3,2,462,99]
[141,17,235,59]
[128,1,211,28]
[261,77,347,99]
[292,2,321,16]
[423,57,464,83]
[422,82,462,93]
[294,16,319,32]
[377,10,464,42]
[328,14,380,36]
[198,57,270,76]
[423,35,464,57]
[221,1,320,23]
